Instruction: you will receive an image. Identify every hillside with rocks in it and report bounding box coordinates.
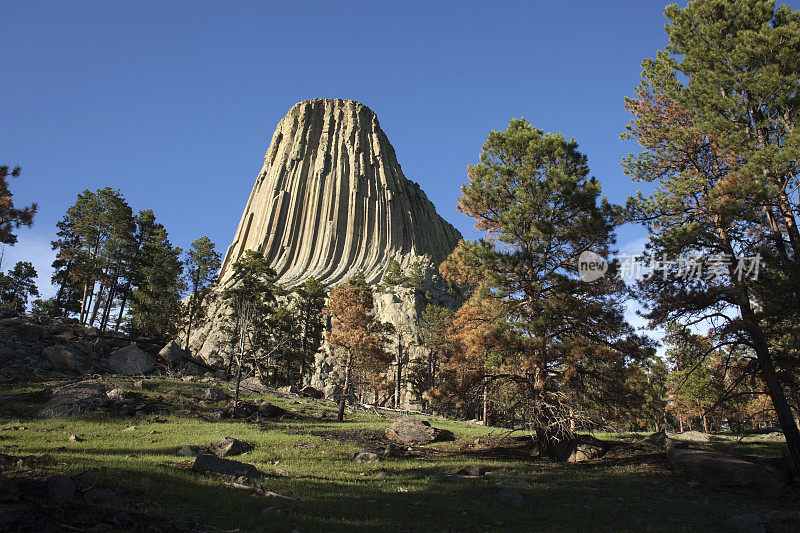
[0,309,210,384]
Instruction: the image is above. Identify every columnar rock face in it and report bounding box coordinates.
[218,98,462,286]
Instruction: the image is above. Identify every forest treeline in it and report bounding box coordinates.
[2,0,799,470]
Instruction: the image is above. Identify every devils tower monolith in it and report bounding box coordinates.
[180,99,463,408]
[218,98,462,287]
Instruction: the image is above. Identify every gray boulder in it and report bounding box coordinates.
[43,345,94,374]
[668,448,782,494]
[323,384,342,401]
[278,385,299,395]
[106,345,156,375]
[642,430,673,448]
[257,401,286,418]
[549,435,610,462]
[352,449,380,462]
[192,454,258,478]
[209,437,254,458]
[674,430,716,442]
[37,380,110,418]
[177,445,202,457]
[567,436,609,463]
[158,340,187,365]
[300,385,323,399]
[385,417,452,445]
[203,387,229,401]
[241,376,269,393]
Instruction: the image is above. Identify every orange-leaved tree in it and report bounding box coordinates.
[326,273,391,421]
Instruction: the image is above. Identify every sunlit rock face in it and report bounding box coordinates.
[219,98,462,287]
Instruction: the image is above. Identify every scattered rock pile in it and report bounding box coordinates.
[0,310,203,382]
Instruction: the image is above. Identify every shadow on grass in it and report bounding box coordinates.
[5,438,795,532]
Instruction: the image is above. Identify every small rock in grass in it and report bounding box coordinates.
[352,450,380,463]
[203,387,229,401]
[494,488,524,507]
[209,437,254,458]
[177,445,201,457]
[106,388,125,401]
[455,465,486,476]
[47,475,75,501]
[495,478,532,489]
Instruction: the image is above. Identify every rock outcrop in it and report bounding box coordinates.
[218,98,462,287]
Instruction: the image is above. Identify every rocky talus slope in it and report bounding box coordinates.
[0,310,204,383]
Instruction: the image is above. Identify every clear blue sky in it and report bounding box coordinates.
[3,0,685,308]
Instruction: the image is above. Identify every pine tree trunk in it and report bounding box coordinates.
[394,336,403,410]
[233,353,243,418]
[717,220,800,474]
[482,377,489,427]
[88,271,108,326]
[299,307,309,387]
[100,280,117,332]
[184,290,197,352]
[337,351,353,422]
[53,260,72,316]
[114,285,130,331]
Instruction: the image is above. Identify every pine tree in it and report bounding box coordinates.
[623,0,800,472]
[291,277,326,386]
[451,118,653,454]
[183,236,222,353]
[53,188,135,327]
[0,165,36,245]
[0,261,38,311]
[382,259,403,287]
[409,304,454,409]
[222,250,278,413]
[127,213,184,340]
[403,261,424,291]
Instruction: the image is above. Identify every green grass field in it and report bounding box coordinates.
[0,378,796,532]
